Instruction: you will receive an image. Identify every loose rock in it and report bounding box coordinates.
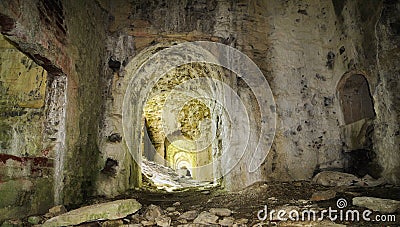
[42,199,141,227]
[310,190,337,201]
[1,220,22,227]
[155,215,171,227]
[178,210,198,220]
[144,204,163,221]
[177,218,188,224]
[352,197,400,213]
[27,216,42,225]
[358,175,387,187]
[313,171,359,186]
[219,216,235,226]
[209,208,232,217]
[45,205,67,218]
[235,218,249,224]
[141,220,155,226]
[193,211,219,225]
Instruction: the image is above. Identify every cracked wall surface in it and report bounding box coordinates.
[0,0,399,221]
[100,0,399,191]
[0,34,53,219]
[0,0,110,220]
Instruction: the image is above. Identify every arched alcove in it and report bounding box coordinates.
[337,74,375,125]
[337,73,379,177]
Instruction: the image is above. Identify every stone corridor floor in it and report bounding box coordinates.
[141,159,216,192]
[6,179,399,226]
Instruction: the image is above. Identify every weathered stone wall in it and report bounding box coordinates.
[100,0,399,191]
[374,0,400,185]
[258,0,379,181]
[0,0,109,220]
[0,34,54,220]
[0,35,48,155]
[61,0,109,206]
[0,0,398,219]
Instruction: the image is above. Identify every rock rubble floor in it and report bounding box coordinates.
[4,180,399,227]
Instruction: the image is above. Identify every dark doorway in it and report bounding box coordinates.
[338,74,375,124]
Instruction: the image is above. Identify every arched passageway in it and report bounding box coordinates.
[142,62,225,187]
[122,41,276,192]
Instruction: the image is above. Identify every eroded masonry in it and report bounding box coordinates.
[0,0,399,225]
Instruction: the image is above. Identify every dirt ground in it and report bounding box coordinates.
[63,180,400,227]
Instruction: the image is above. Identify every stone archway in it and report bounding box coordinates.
[122,41,276,191]
[122,41,228,189]
[337,73,379,177]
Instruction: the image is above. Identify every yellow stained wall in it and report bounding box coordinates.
[0,34,47,155]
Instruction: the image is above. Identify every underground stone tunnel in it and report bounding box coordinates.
[0,0,399,226]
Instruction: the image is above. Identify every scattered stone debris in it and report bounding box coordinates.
[219,216,235,226]
[142,159,216,192]
[27,216,41,225]
[1,219,22,226]
[155,215,171,227]
[166,206,176,212]
[178,210,199,221]
[235,218,249,225]
[42,199,141,227]
[45,205,67,218]
[313,171,388,189]
[141,220,155,226]
[313,171,360,186]
[144,204,164,221]
[193,211,219,225]
[359,174,387,187]
[311,189,337,201]
[173,201,181,206]
[278,220,347,226]
[2,181,399,226]
[209,208,232,217]
[352,197,400,213]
